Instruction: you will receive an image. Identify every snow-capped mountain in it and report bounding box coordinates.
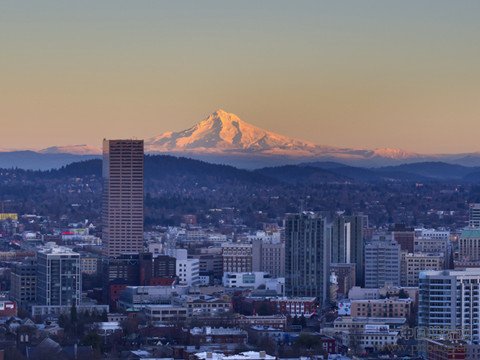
[145,109,420,163]
[147,110,345,156]
[29,113,422,163]
[2,109,480,169]
[146,109,325,156]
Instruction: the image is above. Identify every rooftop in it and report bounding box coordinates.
[93,322,122,331]
[419,268,480,277]
[460,228,480,238]
[195,351,275,360]
[334,316,407,324]
[37,244,78,255]
[350,298,412,303]
[190,327,247,336]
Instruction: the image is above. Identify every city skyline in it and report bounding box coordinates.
[1,1,480,154]
[3,2,480,358]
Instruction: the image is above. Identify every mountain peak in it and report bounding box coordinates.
[199,109,244,127]
[146,109,319,155]
[212,108,234,117]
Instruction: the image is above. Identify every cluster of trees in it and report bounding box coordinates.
[57,305,108,344]
[248,331,331,358]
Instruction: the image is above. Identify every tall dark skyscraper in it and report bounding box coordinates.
[345,214,366,287]
[102,139,144,257]
[285,212,329,306]
[329,215,351,264]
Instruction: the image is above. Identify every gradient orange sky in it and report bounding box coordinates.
[1,1,480,153]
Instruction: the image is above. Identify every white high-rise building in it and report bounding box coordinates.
[170,249,200,286]
[419,268,480,343]
[36,245,81,307]
[176,258,200,286]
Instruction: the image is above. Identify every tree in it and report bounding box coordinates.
[299,315,307,328]
[70,303,78,324]
[257,336,277,355]
[121,317,140,336]
[58,313,67,329]
[257,302,272,316]
[295,333,317,349]
[348,330,361,356]
[398,289,409,299]
[82,331,103,353]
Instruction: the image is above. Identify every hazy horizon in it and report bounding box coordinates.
[2,1,480,154]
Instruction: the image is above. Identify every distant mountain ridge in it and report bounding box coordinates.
[3,109,480,169]
[299,161,480,182]
[12,156,480,184]
[0,151,99,171]
[40,144,101,155]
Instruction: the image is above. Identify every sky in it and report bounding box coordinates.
[1,1,480,154]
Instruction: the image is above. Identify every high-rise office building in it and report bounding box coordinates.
[470,203,480,228]
[414,233,451,266]
[364,240,401,288]
[345,214,366,286]
[400,252,444,287]
[102,139,144,257]
[329,215,351,264]
[285,212,329,305]
[222,243,253,273]
[10,258,37,310]
[252,238,285,278]
[419,269,480,343]
[36,246,81,308]
[392,224,415,253]
[458,228,480,261]
[153,255,177,279]
[193,253,223,283]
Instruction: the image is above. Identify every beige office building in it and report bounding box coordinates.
[400,252,444,287]
[222,243,253,273]
[102,139,144,257]
[350,298,412,319]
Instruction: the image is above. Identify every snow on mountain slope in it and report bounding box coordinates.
[146,109,348,156]
[370,148,419,159]
[17,109,439,167]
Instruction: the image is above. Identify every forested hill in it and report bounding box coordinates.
[0,156,479,228]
